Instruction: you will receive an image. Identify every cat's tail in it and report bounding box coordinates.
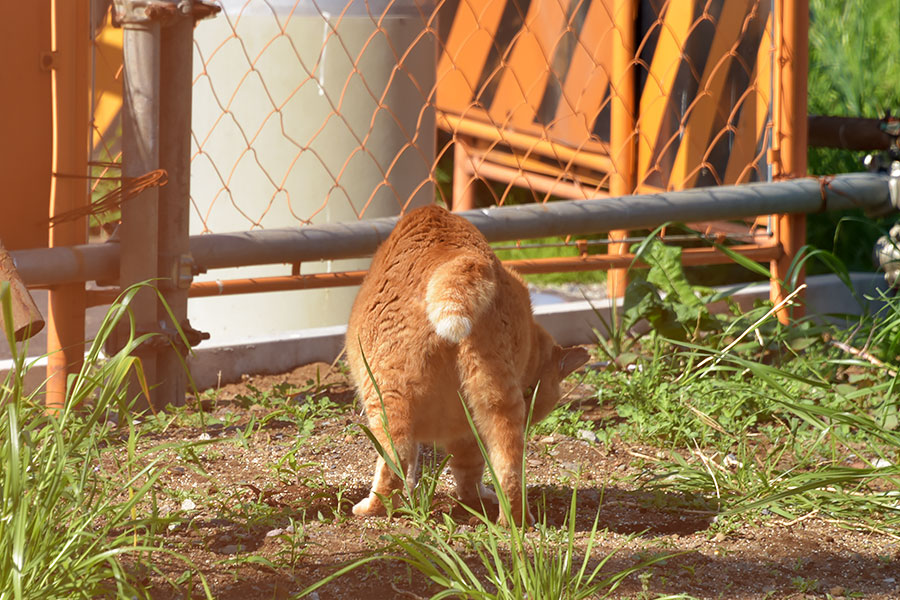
[425,253,496,344]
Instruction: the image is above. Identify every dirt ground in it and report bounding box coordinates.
[142,361,900,600]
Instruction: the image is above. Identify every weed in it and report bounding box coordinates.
[531,402,591,438]
[0,282,211,599]
[792,575,820,593]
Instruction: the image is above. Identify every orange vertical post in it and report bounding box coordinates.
[770,0,808,322]
[0,1,52,251]
[607,0,637,298]
[47,0,90,409]
[452,136,477,211]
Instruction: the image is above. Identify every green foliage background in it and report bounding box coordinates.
[807,0,900,271]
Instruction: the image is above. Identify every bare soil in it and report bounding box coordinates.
[140,362,900,600]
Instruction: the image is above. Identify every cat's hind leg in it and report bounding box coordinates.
[458,363,533,526]
[446,435,497,507]
[352,389,417,517]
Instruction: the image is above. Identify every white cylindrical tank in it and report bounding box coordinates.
[189,0,435,342]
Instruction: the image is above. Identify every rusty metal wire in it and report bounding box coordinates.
[49,169,169,226]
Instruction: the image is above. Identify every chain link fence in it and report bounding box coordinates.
[180,0,773,231]
[79,0,785,349]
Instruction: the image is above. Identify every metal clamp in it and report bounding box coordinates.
[889,161,900,213]
[111,0,220,26]
[874,222,900,288]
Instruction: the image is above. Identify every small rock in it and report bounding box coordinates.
[219,544,241,555]
[180,498,196,511]
[712,532,726,543]
[885,577,897,584]
[266,528,284,537]
[308,592,320,600]
[577,429,598,444]
[539,435,556,445]
[723,454,742,469]
[828,586,846,597]
[198,432,211,441]
[873,458,893,468]
[560,461,580,473]
[169,466,186,475]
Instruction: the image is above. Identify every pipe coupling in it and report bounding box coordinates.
[874,222,900,288]
[112,0,220,26]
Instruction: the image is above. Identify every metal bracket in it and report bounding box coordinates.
[104,311,209,356]
[165,253,195,289]
[111,0,220,27]
[890,161,900,213]
[874,222,900,288]
[155,318,210,350]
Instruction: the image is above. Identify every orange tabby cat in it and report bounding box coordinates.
[346,205,589,525]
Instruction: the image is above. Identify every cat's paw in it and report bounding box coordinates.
[497,506,534,528]
[457,483,498,508]
[477,483,498,504]
[352,495,387,517]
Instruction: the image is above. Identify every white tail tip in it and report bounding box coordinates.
[432,314,471,343]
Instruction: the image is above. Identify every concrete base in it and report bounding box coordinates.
[184,272,891,389]
[1,272,892,393]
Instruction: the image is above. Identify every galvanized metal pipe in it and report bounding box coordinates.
[10,172,896,286]
[189,173,891,269]
[10,243,119,288]
[120,9,161,407]
[156,5,195,407]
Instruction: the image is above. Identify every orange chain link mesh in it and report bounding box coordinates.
[89,0,775,235]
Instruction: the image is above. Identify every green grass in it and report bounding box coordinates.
[0,282,211,600]
[581,245,900,536]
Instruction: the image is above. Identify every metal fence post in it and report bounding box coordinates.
[770,0,809,323]
[156,3,196,407]
[119,1,161,409]
[47,0,90,411]
[607,0,637,298]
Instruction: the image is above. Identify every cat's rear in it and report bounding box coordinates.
[346,205,589,524]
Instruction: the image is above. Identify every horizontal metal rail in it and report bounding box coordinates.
[808,115,896,150]
[83,241,782,306]
[12,173,895,288]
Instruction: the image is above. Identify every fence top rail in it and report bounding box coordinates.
[11,173,895,287]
